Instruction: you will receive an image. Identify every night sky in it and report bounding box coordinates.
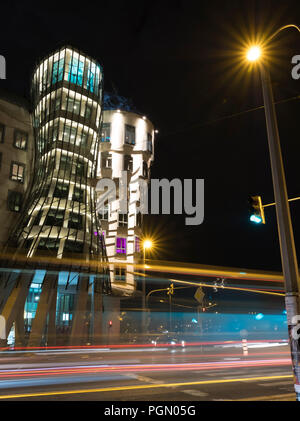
[2,0,300,272]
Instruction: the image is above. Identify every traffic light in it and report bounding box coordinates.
[248,195,265,224]
[109,320,112,327]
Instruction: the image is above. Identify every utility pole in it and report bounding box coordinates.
[260,63,300,400]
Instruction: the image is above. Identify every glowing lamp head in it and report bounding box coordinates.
[247,46,261,62]
[143,239,152,250]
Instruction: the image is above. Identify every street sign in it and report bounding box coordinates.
[194,287,204,304]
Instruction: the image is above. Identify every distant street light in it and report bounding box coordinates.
[246,24,300,400]
[141,238,154,334]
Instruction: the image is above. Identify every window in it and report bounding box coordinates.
[143,161,148,178]
[115,267,126,282]
[66,97,81,114]
[101,123,111,142]
[54,182,69,199]
[135,237,140,253]
[72,187,84,203]
[75,160,87,177]
[116,237,126,254]
[63,126,77,143]
[59,154,72,173]
[87,62,98,93]
[136,212,142,227]
[52,58,64,85]
[98,204,109,220]
[85,104,92,119]
[124,155,133,172]
[64,239,84,254]
[68,58,84,86]
[37,238,59,251]
[147,133,152,153]
[10,162,25,183]
[44,209,65,226]
[125,124,135,145]
[14,130,28,150]
[118,213,128,227]
[0,123,5,143]
[102,152,112,168]
[68,212,83,230]
[50,96,61,113]
[7,190,23,212]
[32,210,42,225]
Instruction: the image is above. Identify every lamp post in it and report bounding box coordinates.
[142,239,152,336]
[247,27,300,399]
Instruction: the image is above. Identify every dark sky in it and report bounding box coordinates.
[2,0,300,272]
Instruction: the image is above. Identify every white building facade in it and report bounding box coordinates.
[97,95,155,297]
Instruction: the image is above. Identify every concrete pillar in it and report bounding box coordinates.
[0,271,32,347]
[14,307,25,347]
[70,276,89,346]
[27,274,57,347]
[47,285,57,346]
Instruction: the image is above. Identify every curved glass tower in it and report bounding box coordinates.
[12,47,106,263]
[0,47,111,347]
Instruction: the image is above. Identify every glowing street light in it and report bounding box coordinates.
[142,238,154,335]
[246,45,261,62]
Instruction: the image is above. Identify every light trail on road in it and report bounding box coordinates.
[0,374,293,400]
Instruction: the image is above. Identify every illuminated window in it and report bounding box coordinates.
[85,104,92,119]
[102,152,112,168]
[0,123,5,143]
[116,237,126,254]
[125,124,135,145]
[14,130,28,150]
[68,57,84,86]
[118,213,128,227]
[63,126,77,142]
[52,58,64,84]
[115,267,126,282]
[135,237,140,253]
[98,204,109,220]
[10,162,25,183]
[101,123,110,142]
[7,190,23,212]
[66,97,81,114]
[147,133,152,152]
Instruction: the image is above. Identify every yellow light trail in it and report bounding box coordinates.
[134,272,285,297]
[0,374,293,400]
[0,253,284,283]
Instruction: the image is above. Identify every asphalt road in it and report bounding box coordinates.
[0,341,295,401]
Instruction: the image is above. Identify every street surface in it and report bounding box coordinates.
[0,340,295,401]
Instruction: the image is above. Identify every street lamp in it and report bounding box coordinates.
[246,26,300,400]
[141,238,153,335]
